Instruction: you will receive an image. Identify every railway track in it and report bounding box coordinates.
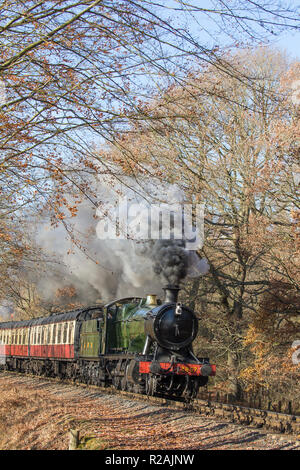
[1,369,299,437]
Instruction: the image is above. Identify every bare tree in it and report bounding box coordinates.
[103,47,299,397]
[0,1,299,218]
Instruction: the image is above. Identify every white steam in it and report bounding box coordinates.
[34,173,209,307]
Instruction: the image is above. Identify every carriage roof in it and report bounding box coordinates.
[0,305,103,329]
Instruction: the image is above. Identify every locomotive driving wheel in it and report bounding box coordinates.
[121,375,127,391]
[183,376,200,400]
[146,375,157,396]
[113,376,121,390]
[120,363,129,391]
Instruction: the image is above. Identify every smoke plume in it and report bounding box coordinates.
[30,173,209,308]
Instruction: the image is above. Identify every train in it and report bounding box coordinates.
[0,285,215,399]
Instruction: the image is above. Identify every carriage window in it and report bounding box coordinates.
[52,324,55,344]
[63,323,68,344]
[57,324,62,344]
[107,305,117,320]
[97,319,102,332]
[47,325,51,344]
[68,322,74,343]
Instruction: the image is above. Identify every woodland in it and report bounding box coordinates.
[0,1,299,406]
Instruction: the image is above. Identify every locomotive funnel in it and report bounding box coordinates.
[163,285,180,304]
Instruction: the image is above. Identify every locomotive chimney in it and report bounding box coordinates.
[163,285,180,304]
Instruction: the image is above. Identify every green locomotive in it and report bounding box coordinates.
[77,287,215,398]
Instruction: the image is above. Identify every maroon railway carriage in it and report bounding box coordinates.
[0,308,98,361]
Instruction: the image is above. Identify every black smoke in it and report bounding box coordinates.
[152,239,189,285]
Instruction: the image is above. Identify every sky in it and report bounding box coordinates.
[158,0,300,61]
[273,29,300,59]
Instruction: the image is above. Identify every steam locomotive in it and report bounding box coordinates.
[0,286,215,399]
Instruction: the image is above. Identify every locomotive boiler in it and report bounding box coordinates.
[0,285,215,399]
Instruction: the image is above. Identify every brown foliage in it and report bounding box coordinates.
[105,48,300,400]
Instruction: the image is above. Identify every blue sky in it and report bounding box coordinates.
[273,29,300,59]
[158,0,300,61]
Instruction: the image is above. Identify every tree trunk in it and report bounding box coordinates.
[188,278,201,311]
[227,350,242,401]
